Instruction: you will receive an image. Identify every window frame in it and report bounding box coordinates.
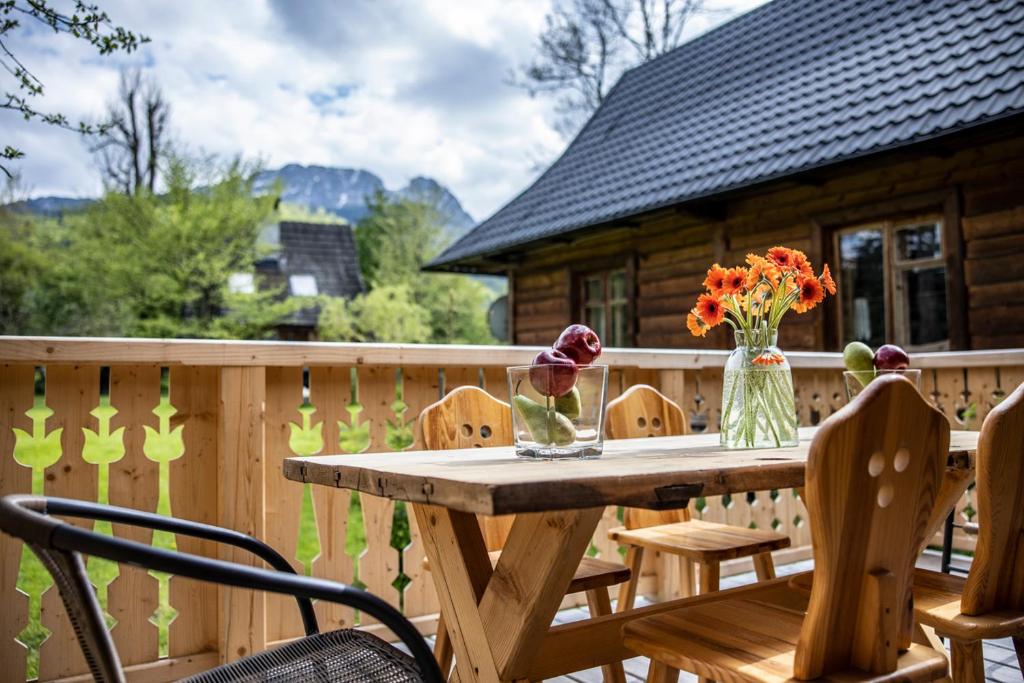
[833,215,949,352]
[574,265,633,348]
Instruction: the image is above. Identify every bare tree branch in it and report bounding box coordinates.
[513,0,716,136]
[0,0,147,175]
[90,68,169,195]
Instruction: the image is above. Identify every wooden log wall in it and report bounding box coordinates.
[510,129,1024,352]
[0,338,1021,681]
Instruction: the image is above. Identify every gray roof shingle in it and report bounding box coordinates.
[261,221,365,327]
[431,0,1024,269]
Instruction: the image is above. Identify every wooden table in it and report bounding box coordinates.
[285,427,979,682]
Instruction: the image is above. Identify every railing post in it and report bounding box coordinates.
[217,366,267,662]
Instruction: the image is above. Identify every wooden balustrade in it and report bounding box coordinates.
[0,336,1021,681]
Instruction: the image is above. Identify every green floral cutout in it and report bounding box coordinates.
[289,401,324,575]
[12,390,63,678]
[386,369,414,451]
[142,378,185,657]
[81,395,125,629]
[338,367,370,454]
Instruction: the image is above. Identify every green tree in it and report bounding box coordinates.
[0,155,301,338]
[319,285,431,343]
[321,193,496,345]
[355,191,447,288]
[2,1,148,176]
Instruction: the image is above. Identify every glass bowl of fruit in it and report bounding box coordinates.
[508,325,608,459]
[842,342,922,400]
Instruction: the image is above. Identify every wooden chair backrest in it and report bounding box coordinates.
[794,374,949,679]
[961,381,1024,616]
[606,385,690,529]
[417,385,515,551]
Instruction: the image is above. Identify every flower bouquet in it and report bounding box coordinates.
[686,247,836,448]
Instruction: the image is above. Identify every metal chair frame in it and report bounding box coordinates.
[0,495,442,683]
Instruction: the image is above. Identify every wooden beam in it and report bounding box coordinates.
[217,366,266,663]
[412,504,500,682]
[478,508,605,679]
[943,188,969,350]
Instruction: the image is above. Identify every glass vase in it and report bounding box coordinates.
[720,329,798,449]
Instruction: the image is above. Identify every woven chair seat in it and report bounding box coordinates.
[182,629,426,682]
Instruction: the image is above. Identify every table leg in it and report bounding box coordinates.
[413,504,500,682]
[479,507,606,680]
[414,505,606,682]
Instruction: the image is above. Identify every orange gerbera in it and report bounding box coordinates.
[745,254,780,289]
[820,263,837,295]
[721,267,747,295]
[696,294,725,326]
[752,352,785,366]
[766,246,798,271]
[703,264,728,296]
[686,309,709,337]
[792,276,825,313]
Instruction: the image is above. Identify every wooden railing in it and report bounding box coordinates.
[0,336,1021,682]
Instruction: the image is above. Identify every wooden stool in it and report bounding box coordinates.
[418,385,630,682]
[622,374,952,681]
[912,381,1024,682]
[605,385,791,610]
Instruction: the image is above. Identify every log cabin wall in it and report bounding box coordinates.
[509,125,1024,351]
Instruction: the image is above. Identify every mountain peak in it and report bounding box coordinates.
[256,165,474,235]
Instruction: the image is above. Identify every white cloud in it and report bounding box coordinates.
[5,0,766,218]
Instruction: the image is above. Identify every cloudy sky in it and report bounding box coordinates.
[7,0,765,219]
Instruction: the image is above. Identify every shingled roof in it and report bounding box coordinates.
[430,0,1024,270]
[258,221,365,327]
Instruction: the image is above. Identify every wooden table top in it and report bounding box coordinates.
[284,427,979,516]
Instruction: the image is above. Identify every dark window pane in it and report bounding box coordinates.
[610,303,628,347]
[585,304,606,341]
[610,271,627,301]
[896,223,942,261]
[904,266,948,346]
[585,277,604,304]
[838,230,885,348]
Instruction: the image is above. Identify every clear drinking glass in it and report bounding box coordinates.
[507,364,608,459]
[844,369,922,401]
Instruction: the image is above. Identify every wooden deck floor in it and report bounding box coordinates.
[423,555,1022,682]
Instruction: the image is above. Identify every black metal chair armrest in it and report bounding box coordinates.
[38,497,319,636]
[49,522,442,682]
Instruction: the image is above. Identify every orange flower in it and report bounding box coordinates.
[752,352,785,366]
[696,294,725,326]
[721,267,747,295]
[686,309,708,338]
[766,246,798,271]
[703,264,728,296]
[820,263,837,295]
[745,254,780,289]
[792,276,825,313]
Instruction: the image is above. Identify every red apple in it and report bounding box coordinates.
[529,349,579,397]
[873,344,910,370]
[554,324,602,365]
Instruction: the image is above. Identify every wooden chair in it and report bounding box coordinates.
[622,374,952,681]
[605,385,791,610]
[417,385,631,682]
[912,380,1024,681]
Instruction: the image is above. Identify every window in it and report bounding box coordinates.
[289,274,319,297]
[228,273,255,295]
[579,269,631,347]
[836,219,948,350]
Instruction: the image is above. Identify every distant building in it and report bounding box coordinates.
[255,221,365,340]
[429,0,1024,352]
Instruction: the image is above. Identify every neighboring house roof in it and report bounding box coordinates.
[258,221,365,327]
[431,0,1024,269]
